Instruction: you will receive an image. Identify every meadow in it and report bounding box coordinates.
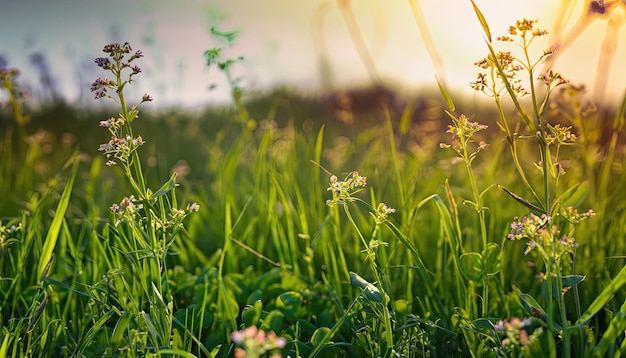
[1,4,626,357]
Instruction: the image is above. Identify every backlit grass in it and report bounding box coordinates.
[1,5,625,357]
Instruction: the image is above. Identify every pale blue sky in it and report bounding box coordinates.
[1,0,624,108]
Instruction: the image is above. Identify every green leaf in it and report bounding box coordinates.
[38,156,79,280]
[0,330,9,358]
[349,272,385,303]
[518,292,561,330]
[311,327,332,346]
[592,298,626,357]
[141,311,161,344]
[459,252,483,281]
[276,291,306,321]
[246,289,263,305]
[557,181,589,208]
[472,318,494,330]
[436,76,455,112]
[561,275,585,288]
[152,172,177,198]
[575,264,626,327]
[500,185,544,213]
[470,0,492,42]
[241,300,262,327]
[519,293,545,318]
[111,311,131,344]
[261,310,284,333]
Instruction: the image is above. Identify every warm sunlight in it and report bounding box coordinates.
[1,0,624,105]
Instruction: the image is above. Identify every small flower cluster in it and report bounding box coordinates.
[494,317,542,354]
[98,131,145,167]
[157,202,200,237]
[374,202,396,224]
[498,18,548,40]
[326,172,367,206]
[92,42,152,166]
[91,42,148,102]
[472,19,554,99]
[110,196,200,232]
[0,221,22,248]
[472,51,526,96]
[507,213,578,256]
[110,195,142,224]
[440,114,488,163]
[545,123,577,145]
[558,206,595,224]
[538,70,567,86]
[231,326,286,358]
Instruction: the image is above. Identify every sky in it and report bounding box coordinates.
[1,0,625,108]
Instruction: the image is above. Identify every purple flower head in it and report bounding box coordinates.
[142,93,153,102]
[90,77,110,92]
[94,57,111,69]
[102,43,119,54]
[129,50,143,62]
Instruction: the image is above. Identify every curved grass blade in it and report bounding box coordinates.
[470,0,491,42]
[574,264,626,327]
[591,298,626,357]
[436,76,455,112]
[37,155,79,279]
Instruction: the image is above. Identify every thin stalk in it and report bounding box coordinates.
[461,143,489,316]
[342,205,394,350]
[544,258,555,344]
[493,98,543,207]
[555,260,571,357]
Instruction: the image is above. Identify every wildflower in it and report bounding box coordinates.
[559,206,595,224]
[374,202,396,224]
[507,213,581,257]
[169,208,186,221]
[326,172,367,206]
[90,77,113,99]
[132,135,144,147]
[142,93,153,102]
[441,114,488,163]
[187,202,200,212]
[544,123,577,146]
[109,203,122,214]
[494,316,543,354]
[470,73,487,91]
[231,326,286,358]
[0,221,22,247]
[538,70,568,86]
[507,214,550,241]
[94,57,111,69]
[129,50,143,62]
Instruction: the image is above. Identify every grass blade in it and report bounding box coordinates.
[575,264,626,327]
[591,298,626,357]
[470,0,492,42]
[37,155,79,279]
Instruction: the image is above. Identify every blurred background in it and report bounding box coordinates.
[1,0,625,108]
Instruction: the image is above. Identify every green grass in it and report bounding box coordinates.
[1,11,626,357]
